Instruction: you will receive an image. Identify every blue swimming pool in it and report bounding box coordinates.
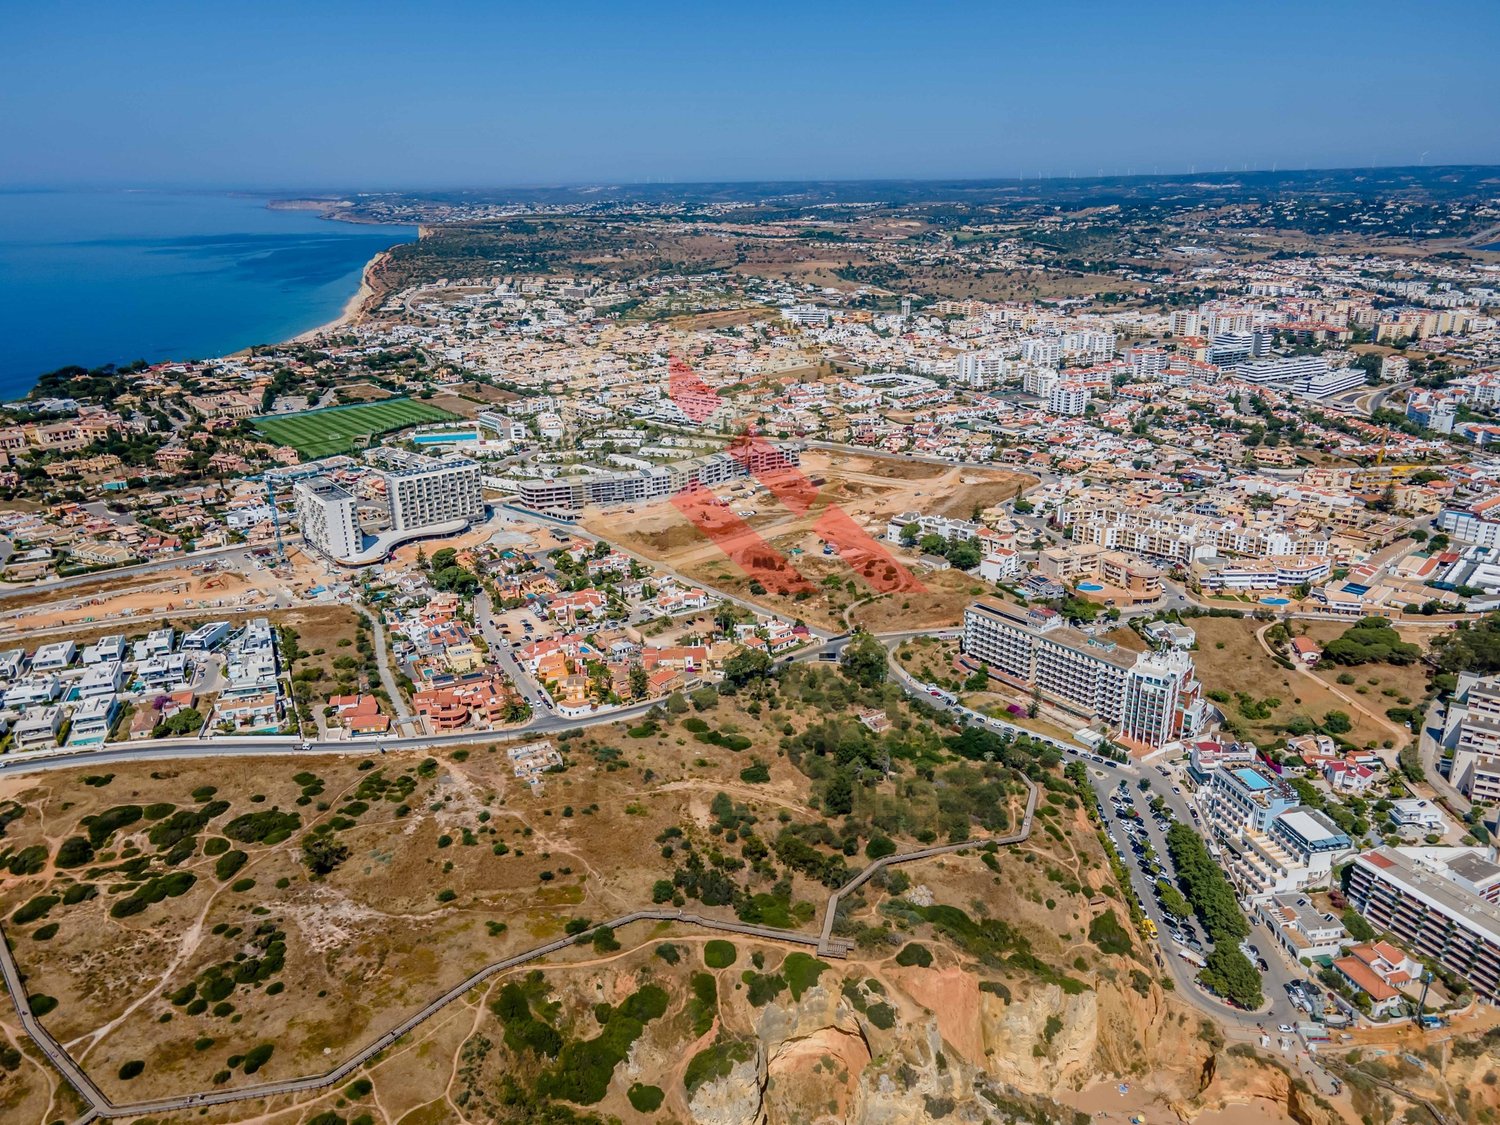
[1078,581,1104,592]
[412,430,477,445]
[1260,596,1291,605]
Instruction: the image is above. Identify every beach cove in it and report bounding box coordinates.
[0,190,417,398]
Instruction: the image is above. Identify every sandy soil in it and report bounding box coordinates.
[587,452,1029,631]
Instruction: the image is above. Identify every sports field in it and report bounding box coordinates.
[252,398,460,459]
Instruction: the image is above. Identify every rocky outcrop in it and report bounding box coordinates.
[687,1044,764,1125]
[1187,1050,1346,1125]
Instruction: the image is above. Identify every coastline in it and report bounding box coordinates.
[290,247,391,343]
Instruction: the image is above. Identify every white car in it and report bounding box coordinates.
[1277,1024,1295,1034]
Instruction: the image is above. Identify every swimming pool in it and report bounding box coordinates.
[1077,582,1104,592]
[412,430,477,445]
[1260,596,1291,605]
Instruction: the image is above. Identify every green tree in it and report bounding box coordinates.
[1322,710,1352,735]
[628,663,649,700]
[838,633,888,689]
[1200,945,1263,1010]
[723,647,773,688]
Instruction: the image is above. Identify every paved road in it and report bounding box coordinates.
[352,604,413,727]
[884,641,1305,1032]
[1417,697,1472,816]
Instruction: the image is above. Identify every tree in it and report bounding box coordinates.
[628,663,649,700]
[1322,710,1352,735]
[1342,907,1376,942]
[823,773,853,815]
[723,647,773,688]
[1200,945,1263,1010]
[838,633,887,689]
[302,834,349,877]
[899,521,921,546]
[945,538,981,571]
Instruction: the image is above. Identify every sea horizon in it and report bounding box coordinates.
[0,189,417,400]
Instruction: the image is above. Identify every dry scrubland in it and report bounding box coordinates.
[0,657,1229,1123]
[1188,616,1427,750]
[586,453,1031,633]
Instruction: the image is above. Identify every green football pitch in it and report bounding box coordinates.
[253,399,460,459]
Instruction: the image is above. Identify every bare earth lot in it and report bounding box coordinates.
[588,452,1031,632]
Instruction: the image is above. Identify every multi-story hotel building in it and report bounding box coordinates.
[1203,764,1352,899]
[1346,847,1500,1004]
[961,601,1204,748]
[293,477,361,561]
[384,457,483,534]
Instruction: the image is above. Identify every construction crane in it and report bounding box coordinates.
[263,477,288,566]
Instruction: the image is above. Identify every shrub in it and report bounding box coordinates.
[240,1043,274,1074]
[894,943,933,968]
[118,1060,145,1080]
[703,940,737,969]
[627,1083,665,1112]
[12,895,59,925]
[866,1002,897,1030]
[654,943,681,965]
[7,845,48,876]
[782,952,829,999]
[683,1038,755,1095]
[1087,909,1134,957]
[214,850,249,881]
[55,836,94,868]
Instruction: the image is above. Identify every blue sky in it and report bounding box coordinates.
[3,0,1497,189]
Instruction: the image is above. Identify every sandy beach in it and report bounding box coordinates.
[292,246,393,342]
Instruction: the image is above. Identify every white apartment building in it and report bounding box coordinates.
[385,457,483,533]
[1048,382,1090,416]
[224,617,280,696]
[1023,366,1060,397]
[1233,354,1328,386]
[4,675,59,710]
[82,635,126,665]
[1061,330,1117,363]
[518,445,801,513]
[1127,347,1169,380]
[1441,673,1500,804]
[294,477,362,561]
[31,641,76,673]
[1020,338,1061,366]
[961,601,1204,748]
[1346,847,1500,1003]
[14,705,63,750]
[68,695,119,746]
[78,660,123,700]
[1170,310,1201,337]
[951,351,1008,386]
[781,304,831,328]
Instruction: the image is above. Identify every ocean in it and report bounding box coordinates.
[0,190,417,399]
